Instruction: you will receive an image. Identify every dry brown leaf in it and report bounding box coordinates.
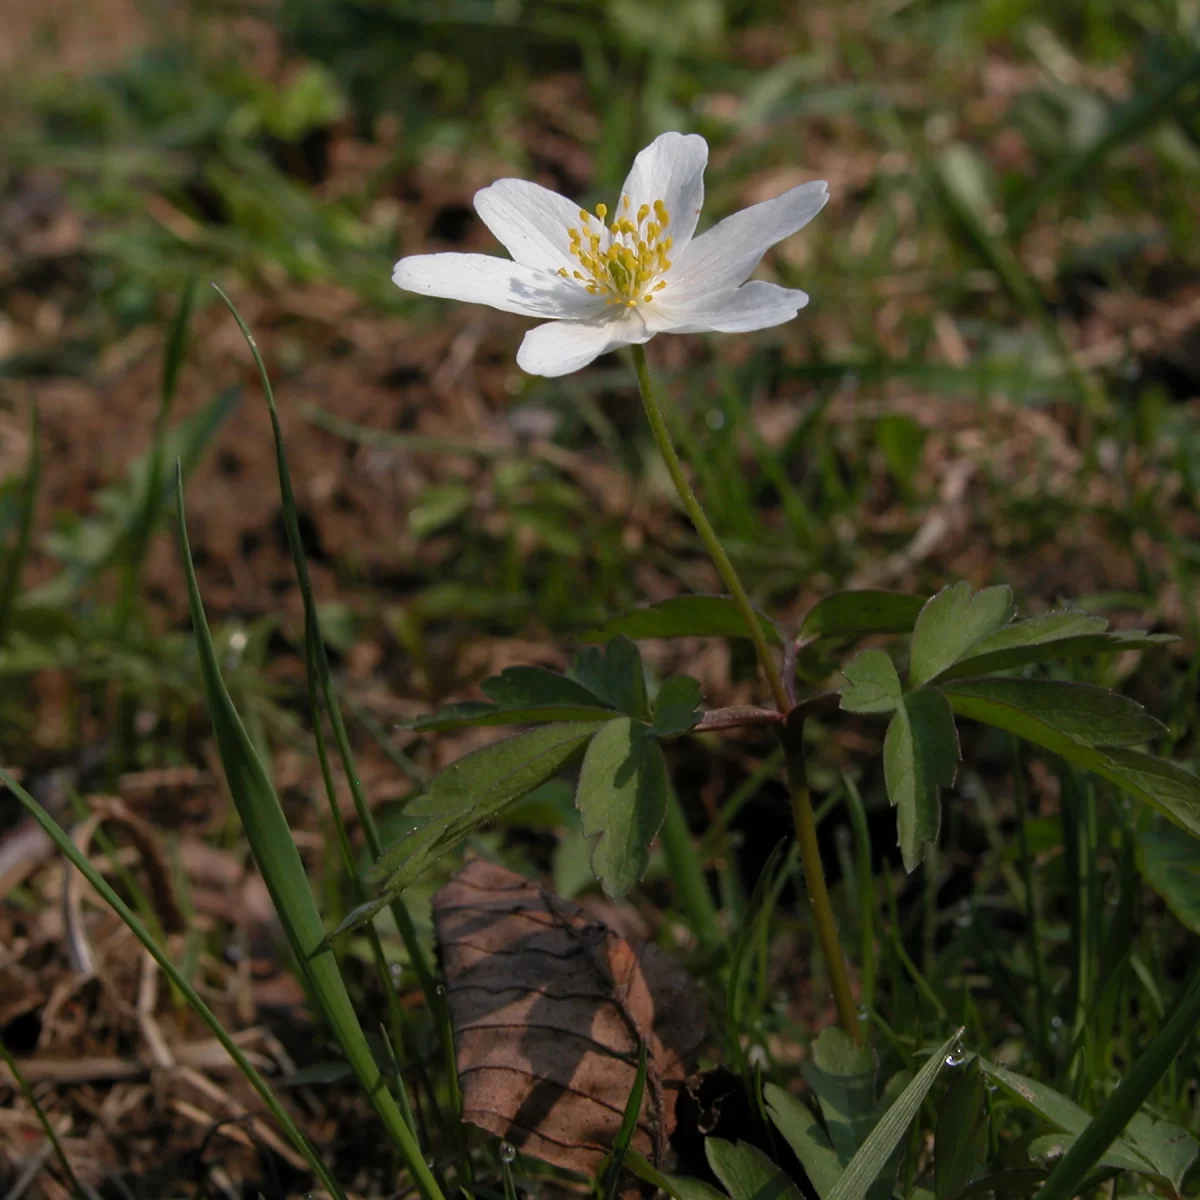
[432,859,706,1174]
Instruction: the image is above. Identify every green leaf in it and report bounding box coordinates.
[1123,1115,1198,1192]
[576,717,669,898]
[653,676,704,736]
[840,650,902,715]
[402,701,618,732]
[800,591,928,638]
[588,595,784,645]
[909,583,1015,687]
[965,611,1107,650]
[801,1027,878,1165]
[366,721,606,894]
[571,636,651,721]
[482,666,612,709]
[939,679,1166,748]
[706,1140,806,1200]
[765,1083,844,1200]
[943,683,1200,837]
[1137,823,1200,933]
[927,609,1173,682]
[936,1059,989,1200]
[1096,749,1200,836]
[884,688,959,871]
[827,1031,965,1200]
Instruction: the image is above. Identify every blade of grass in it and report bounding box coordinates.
[305,637,420,1132]
[209,287,465,1166]
[0,1037,93,1199]
[602,1039,649,1200]
[0,765,346,1200]
[827,1029,966,1200]
[211,286,438,1004]
[1033,971,1200,1200]
[0,398,39,647]
[175,465,445,1200]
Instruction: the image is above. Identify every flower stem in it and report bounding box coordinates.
[630,343,861,1041]
[779,717,862,1040]
[631,345,790,714]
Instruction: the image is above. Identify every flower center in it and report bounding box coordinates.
[557,194,673,308]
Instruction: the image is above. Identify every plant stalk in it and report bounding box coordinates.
[631,345,790,714]
[780,717,861,1040]
[630,344,860,1039]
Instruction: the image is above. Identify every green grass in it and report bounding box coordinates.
[2,0,1200,1195]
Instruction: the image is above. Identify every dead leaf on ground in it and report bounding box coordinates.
[432,859,706,1174]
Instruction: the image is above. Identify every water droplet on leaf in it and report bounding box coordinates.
[500,1141,517,1164]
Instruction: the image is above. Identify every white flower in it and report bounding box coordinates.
[392,132,828,377]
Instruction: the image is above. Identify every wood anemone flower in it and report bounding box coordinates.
[392,132,828,377]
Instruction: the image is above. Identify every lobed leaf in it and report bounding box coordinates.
[942,683,1200,837]
[571,636,652,721]
[365,721,606,896]
[840,650,902,715]
[706,1140,806,1200]
[884,688,960,871]
[909,583,1015,687]
[933,631,1174,683]
[576,717,670,898]
[936,679,1165,747]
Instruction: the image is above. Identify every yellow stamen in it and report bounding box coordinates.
[561,194,674,308]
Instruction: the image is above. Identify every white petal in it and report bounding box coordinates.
[668,180,828,295]
[516,311,651,377]
[646,280,810,334]
[617,132,708,252]
[473,178,581,271]
[393,253,606,319]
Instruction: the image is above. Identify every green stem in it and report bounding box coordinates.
[631,345,789,714]
[631,344,860,1040]
[780,721,862,1040]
